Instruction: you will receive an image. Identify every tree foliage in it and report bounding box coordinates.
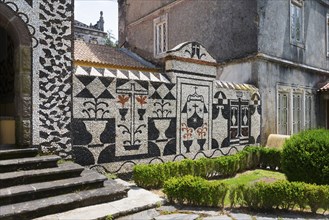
[105,30,117,47]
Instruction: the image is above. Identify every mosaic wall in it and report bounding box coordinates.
[1,0,73,155]
[72,42,261,172]
[38,0,73,155]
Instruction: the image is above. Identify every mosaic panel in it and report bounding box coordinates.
[71,42,261,171]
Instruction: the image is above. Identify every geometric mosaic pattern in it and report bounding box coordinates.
[38,0,73,156]
[71,42,261,170]
[76,66,170,83]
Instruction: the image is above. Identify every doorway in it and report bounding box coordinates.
[0,4,32,147]
[0,27,15,145]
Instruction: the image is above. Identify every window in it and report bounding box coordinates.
[277,86,313,135]
[290,0,304,46]
[278,92,289,135]
[292,93,302,133]
[304,94,312,130]
[154,14,168,56]
[326,14,329,57]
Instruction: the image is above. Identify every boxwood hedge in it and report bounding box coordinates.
[133,146,281,189]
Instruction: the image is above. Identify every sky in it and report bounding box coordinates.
[74,0,118,40]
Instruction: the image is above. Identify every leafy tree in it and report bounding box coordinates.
[105,30,117,47]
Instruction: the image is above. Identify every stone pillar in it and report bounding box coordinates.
[15,45,32,147]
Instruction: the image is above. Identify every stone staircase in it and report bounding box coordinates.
[0,148,129,220]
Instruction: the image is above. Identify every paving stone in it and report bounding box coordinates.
[178,206,220,217]
[156,205,178,213]
[116,208,160,220]
[229,213,253,220]
[203,216,232,220]
[255,217,278,220]
[154,213,200,220]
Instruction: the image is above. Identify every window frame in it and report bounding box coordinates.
[277,84,314,135]
[278,91,290,135]
[292,91,303,134]
[304,92,313,130]
[326,13,329,57]
[153,14,168,57]
[290,0,305,48]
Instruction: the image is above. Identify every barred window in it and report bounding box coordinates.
[278,92,289,135]
[154,14,168,56]
[277,86,313,135]
[290,0,304,45]
[304,94,312,130]
[292,93,302,133]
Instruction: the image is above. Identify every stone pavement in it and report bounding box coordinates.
[118,205,329,220]
[35,179,329,220]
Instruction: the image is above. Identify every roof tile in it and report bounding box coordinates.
[74,40,153,69]
[319,82,329,92]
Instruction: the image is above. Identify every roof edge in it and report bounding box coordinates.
[74,60,160,73]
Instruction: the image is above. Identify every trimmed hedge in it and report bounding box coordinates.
[163,177,329,213]
[163,175,228,208]
[133,146,281,189]
[236,181,329,213]
[282,129,329,185]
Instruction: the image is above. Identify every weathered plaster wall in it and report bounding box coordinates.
[220,58,328,144]
[72,42,261,173]
[119,0,175,24]
[119,0,258,63]
[258,0,329,70]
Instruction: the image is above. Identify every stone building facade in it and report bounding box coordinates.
[119,0,329,144]
[0,0,74,156]
[74,11,107,45]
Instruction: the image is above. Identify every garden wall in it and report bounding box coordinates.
[71,42,261,172]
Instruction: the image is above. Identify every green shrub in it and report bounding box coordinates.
[236,180,329,213]
[259,148,281,170]
[162,175,329,214]
[229,184,244,208]
[305,184,329,213]
[133,146,282,189]
[163,175,228,208]
[281,129,329,185]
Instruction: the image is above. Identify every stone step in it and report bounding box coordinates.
[0,162,84,188]
[34,179,165,220]
[0,148,39,160]
[0,169,107,206]
[0,179,129,220]
[0,145,16,150]
[0,155,60,173]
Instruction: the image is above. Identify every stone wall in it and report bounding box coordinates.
[72,42,261,173]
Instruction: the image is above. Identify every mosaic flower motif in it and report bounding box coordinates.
[117,95,129,107]
[136,95,147,107]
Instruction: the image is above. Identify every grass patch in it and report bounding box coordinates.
[57,159,74,165]
[105,172,117,180]
[219,169,286,207]
[220,169,286,186]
